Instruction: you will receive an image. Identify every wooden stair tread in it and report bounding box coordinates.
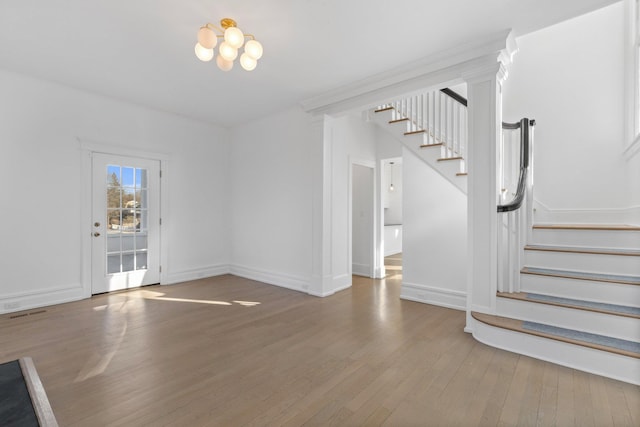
[533,224,640,231]
[437,156,463,162]
[471,312,640,359]
[456,172,468,176]
[404,130,425,135]
[525,244,640,257]
[389,118,409,124]
[521,267,640,286]
[496,292,640,319]
[374,106,393,113]
[420,143,443,148]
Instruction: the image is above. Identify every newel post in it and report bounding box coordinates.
[464,39,517,331]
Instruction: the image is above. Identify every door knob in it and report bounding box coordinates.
[93,232,101,237]
[94,222,100,227]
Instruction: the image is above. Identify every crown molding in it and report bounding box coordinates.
[301,29,517,116]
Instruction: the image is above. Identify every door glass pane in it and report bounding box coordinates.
[107,235,120,252]
[105,164,149,274]
[122,253,134,272]
[122,234,135,251]
[136,252,148,270]
[122,167,134,188]
[136,235,147,249]
[107,254,121,274]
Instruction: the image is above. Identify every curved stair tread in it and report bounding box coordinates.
[496,291,640,319]
[533,224,640,231]
[471,311,640,359]
[524,244,640,257]
[521,267,640,286]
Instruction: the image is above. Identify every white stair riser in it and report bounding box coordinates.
[436,159,464,177]
[388,120,412,133]
[520,273,640,308]
[531,228,640,250]
[472,319,640,385]
[496,297,640,342]
[524,250,640,276]
[373,109,467,193]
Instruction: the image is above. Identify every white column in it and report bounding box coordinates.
[310,114,333,296]
[464,63,509,331]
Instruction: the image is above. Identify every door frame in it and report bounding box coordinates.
[348,157,378,279]
[80,139,170,298]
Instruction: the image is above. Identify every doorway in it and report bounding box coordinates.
[382,158,402,277]
[91,153,160,294]
[351,162,376,278]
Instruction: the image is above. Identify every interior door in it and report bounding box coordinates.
[91,153,160,294]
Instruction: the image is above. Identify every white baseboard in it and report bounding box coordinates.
[352,263,371,277]
[400,282,466,311]
[533,200,640,226]
[230,264,310,293]
[164,264,231,285]
[0,284,85,315]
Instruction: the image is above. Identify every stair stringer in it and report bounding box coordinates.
[371,109,467,194]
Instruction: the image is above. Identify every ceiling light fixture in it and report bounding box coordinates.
[195,18,263,72]
[389,162,395,192]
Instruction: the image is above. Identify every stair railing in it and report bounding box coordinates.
[380,89,468,169]
[379,90,535,294]
[497,118,536,293]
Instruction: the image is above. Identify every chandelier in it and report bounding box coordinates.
[194,18,263,72]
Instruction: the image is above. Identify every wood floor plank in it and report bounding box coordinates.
[1,268,636,426]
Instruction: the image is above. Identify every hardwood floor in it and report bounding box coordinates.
[1,273,638,426]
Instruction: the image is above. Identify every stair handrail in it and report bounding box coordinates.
[438,89,535,212]
[440,88,467,107]
[497,118,535,212]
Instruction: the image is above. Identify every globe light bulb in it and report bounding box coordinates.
[224,26,245,49]
[219,42,238,61]
[194,43,214,62]
[216,55,234,71]
[244,40,263,60]
[240,53,257,71]
[197,27,217,49]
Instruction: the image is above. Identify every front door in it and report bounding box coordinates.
[91,153,160,294]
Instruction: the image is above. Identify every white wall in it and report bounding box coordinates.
[0,68,231,312]
[229,107,313,291]
[503,2,632,222]
[401,147,467,310]
[384,225,403,256]
[352,164,374,276]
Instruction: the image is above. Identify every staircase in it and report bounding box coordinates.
[372,90,468,193]
[373,87,639,384]
[473,224,640,385]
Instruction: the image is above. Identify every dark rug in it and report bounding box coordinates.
[0,360,39,426]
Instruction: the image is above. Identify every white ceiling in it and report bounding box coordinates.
[0,0,619,127]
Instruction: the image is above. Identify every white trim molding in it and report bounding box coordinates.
[0,284,85,315]
[164,264,231,285]
[301,29,516,117]
[533,199,640,226]
[230,264,311,294]
[400,282,467,311]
